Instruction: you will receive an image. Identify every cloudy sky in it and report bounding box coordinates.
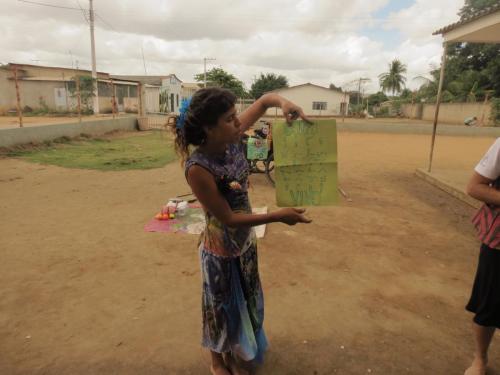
[2,0,465,93]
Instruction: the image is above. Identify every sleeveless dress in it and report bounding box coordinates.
[185,142,268,362]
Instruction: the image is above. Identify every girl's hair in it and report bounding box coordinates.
[174,87,237,163]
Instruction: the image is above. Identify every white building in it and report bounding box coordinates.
[181,82,201,102]
[266,83,349,117]
[111,74,183,114]
[161,74,183,114]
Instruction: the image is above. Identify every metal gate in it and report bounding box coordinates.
[138,85,175,131]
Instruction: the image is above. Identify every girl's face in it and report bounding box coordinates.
[206,106,242,145]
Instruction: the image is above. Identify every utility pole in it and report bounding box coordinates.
[141,45,148,75]
[76,72,82,124]
[89,0,99,114]
[203,57,216,88]
[356,78,371,105]
[12,66,23,128]
[357,79,362,105]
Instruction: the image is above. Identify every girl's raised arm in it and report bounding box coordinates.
[238,93,311,132]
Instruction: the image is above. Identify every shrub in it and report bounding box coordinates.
[378,107,389,116]
[491,98,500,126]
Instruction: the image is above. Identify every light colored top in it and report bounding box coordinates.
[475,138,500,180]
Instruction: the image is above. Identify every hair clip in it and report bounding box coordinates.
[176,98,192,129]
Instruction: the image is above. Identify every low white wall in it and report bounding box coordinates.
[0,116,138,148]
[401,102,493,125]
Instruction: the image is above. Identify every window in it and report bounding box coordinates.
[176,94,179,107]
[98,81,112,97]
[129,86,137,97]
[312,101,327,110]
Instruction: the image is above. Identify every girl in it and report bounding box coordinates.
[465,138,500,375]
[175,88,312,375]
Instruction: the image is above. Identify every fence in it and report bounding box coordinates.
[137,85,175,131]
[237,98,255,114]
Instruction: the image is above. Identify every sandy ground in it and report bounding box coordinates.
[1,131,499,375]
[1,114,455,130]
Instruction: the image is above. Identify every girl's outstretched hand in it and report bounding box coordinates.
[274,208,312,225]
[281,99,312,125]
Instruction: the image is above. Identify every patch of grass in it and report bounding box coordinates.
[8,132,177,171]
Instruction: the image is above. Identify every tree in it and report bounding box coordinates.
[249,73,288,99]
[378,59,407,96]
[68,75,95,112]
[443,43,500,100]
[367,91,388,107]
[329,83,342,91]
[399,88,413,100]
[440,0,500,99]
[459,0,498,19]
[194,67,247,98]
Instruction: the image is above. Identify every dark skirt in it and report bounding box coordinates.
[466,243,500,329]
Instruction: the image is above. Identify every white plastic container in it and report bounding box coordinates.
[176,201,188,216]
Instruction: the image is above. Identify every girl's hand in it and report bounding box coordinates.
[280,99,312,125]
[274,208,312,225]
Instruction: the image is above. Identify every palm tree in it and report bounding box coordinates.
[378,59,407,96]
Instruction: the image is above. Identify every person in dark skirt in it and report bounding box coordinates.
[465,138,500,375]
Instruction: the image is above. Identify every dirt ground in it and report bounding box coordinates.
[0,114,129,129]
[1,131,499,375]
[1,114,452,130]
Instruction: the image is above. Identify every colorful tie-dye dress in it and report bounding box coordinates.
[185,142,267,362]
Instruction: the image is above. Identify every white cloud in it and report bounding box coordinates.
[384,0,463,41]
[0,0,468,93]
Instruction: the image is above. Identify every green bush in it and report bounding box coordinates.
[491,98,500,126]
[378,107,389,116]
[349,103,364,116]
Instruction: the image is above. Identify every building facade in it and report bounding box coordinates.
[265,83,349,117]
[0,63,139,114]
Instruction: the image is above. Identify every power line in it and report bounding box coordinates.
[18,0,99,114]
[17,0,85,11]
[141,45,147,75]
[75,0,89,23]
[95,13,116,31]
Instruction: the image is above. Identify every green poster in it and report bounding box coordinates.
[246,137,269,160]
[273,120,338,207]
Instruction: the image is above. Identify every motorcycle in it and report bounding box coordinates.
[242,120,275,186]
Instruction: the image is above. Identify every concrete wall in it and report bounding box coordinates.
[98,96,113,113]
[0,69,17,113]
[265,85,348,116]
[401,102,493,125]
[337,121,500,137]
[0,73,66,112]
[22,80,66,110]
[0,116,138,148]
[145,87,160,113]
[0,67,137,114]
[0,77,74,113]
